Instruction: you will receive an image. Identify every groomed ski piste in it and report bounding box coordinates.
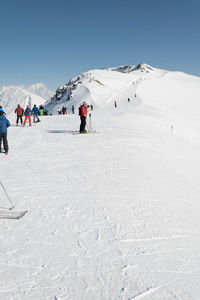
[1,65,200,299]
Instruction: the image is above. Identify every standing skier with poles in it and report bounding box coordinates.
[79,102,87,133]
[0,108,10,155]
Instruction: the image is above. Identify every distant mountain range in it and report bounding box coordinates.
[26,83,53,101]
[0,83,53,115]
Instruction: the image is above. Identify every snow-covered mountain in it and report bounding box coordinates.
[44,63,167,114]
[0,83,52,115]
[44,63,200,120]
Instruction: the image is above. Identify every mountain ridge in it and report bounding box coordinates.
[44,63,168,114]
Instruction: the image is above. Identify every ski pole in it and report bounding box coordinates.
[171,125,174,136]
[89,113,92,132]
[0,181,14,210]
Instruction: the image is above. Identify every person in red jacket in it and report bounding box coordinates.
[79,102,87,133]
[15,104,24,126]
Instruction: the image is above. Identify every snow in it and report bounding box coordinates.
[1,66,200,299]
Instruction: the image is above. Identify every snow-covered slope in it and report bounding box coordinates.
[45,63,200,123]
[0,84,50,115]
[1,64,200,299]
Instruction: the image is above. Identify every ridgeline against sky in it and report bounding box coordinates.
[0,0,200,90]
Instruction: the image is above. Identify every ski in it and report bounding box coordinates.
[72,130,97,135]
[0,151,8,155]
[0,210,28,219]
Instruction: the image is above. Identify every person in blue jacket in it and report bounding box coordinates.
[32,104,40,123]
[0,108,10,155]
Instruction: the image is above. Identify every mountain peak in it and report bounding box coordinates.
[133,63,154,72]
[107,63,154,74]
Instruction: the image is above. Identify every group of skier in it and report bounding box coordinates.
[15,104,41,126]
[58,105,75,115]
[0,104,42,155]
[0,101,92,155]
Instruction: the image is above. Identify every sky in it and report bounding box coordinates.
[0,0,200,91]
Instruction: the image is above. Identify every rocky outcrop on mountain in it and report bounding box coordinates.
[45,72,105,112]
[109,63,154,73]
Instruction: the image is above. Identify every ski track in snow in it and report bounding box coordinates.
[128,286,162,300]
[1,77,200,299]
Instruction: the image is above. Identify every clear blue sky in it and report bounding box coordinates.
[0,0,200,90]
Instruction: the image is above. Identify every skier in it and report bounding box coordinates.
[128,98,130,103]
[0,106,6,115]
[72,105,75,114]
[15,104,24,126]
[23,105,32,126]
[79,102,87,133]
[39,105,44,116]
[0,108,10,155]
[114,100,117,108]
[39,108,44,116]
[62,106,66,115]
[32,104,40,123]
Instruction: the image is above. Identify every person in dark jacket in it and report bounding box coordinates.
[32,105,40,123]
[15,104,24,125]
[62,106,66,115]
[0,109,10,155]
[79,102,87,133]
[23,105,32,126]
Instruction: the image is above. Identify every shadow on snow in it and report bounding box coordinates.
[47,130,78,134]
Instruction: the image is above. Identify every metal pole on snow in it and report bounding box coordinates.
[0,181,14,210]
[171,125,174,136]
